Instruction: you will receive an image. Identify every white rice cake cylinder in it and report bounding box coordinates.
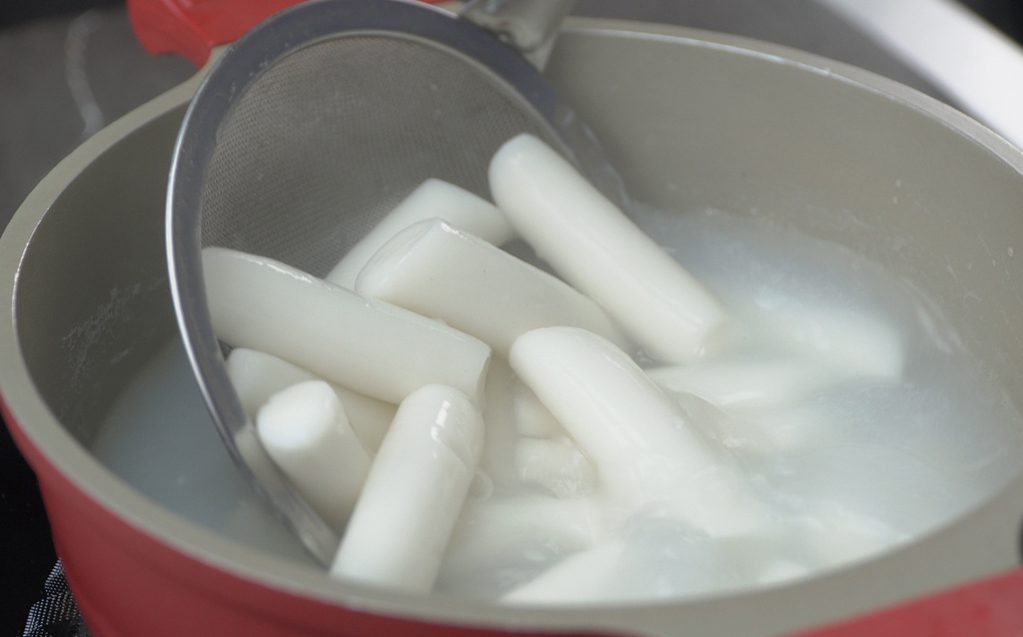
[326,179,514,288]
[646,358,834,410]
[510,380,564,438]
[256,381,371,532]
[513,437,597,498]
[226,348,395,452]
[439,495,605,592]
[478,358,522,487]
[204,247,491,404]
[331,385,483,593]
[356,219,626,356]
[490,134,727,363]
[501,542,626,605]
[510,327,760,535]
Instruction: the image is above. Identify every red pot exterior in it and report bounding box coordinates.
[793,567,1023,637]
[3,402,621,637]
[6,398,1023,637]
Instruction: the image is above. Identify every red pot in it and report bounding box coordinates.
[3,4,1023,635]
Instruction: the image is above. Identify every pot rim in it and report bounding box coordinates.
[3,17,1023,637]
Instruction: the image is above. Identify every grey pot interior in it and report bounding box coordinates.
[3,18,1023,637]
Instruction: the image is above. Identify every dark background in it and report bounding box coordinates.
[1,1,119,27]
[2,1,1022,634]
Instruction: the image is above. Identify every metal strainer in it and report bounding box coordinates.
[166,0,610,565]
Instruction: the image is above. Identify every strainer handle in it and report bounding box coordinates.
[461,0,575,53]
[127,0,449,67]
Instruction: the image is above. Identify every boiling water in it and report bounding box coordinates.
[92,205,1023,600]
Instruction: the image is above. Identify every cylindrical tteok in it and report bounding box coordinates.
[490,134,727,362]
[511,380,564,438]
[646,359,834,410]
[501,542,626,605]
[479,358,522,487]
[203,247,491,404]
[439,495,605,593]
[226,348,396,452]
[331,384,484,593]
[514,436,598,498]
[256,381,371,532]
[326,179,515,288]
[356,219,626,356]
[510,327,759,534]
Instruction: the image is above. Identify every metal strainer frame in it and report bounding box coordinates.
[167,0,593,565]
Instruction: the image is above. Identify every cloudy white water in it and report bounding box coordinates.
[92,204,1023,602]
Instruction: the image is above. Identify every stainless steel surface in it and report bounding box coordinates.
[462,0,576,51]
[7,0,1023,227]
[462,0,576,66]
[168,0,594,565]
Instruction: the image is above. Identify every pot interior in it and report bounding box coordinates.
[8,20,1023,631]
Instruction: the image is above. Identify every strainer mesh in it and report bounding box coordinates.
[199,35,552,276]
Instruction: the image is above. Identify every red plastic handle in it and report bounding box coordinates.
[794,568,1023,637]
[128,0,448,67]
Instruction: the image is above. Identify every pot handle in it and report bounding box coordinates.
[127,0,449,67]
